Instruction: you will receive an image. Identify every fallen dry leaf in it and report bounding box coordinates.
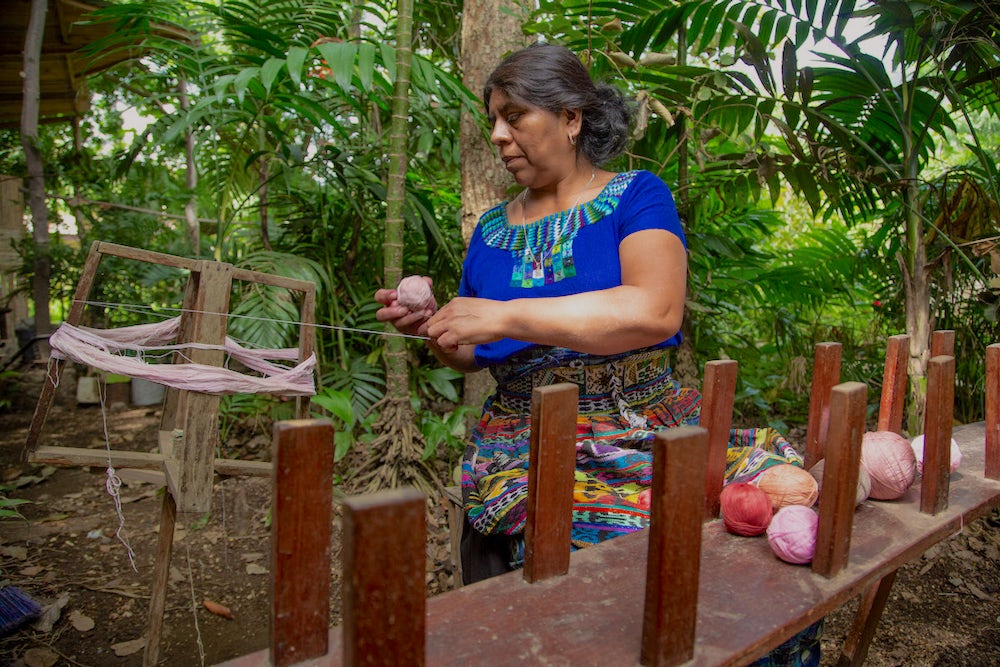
[245,563,268,576]
[69,609,95,632]
[111,637,146,657]
[22,647,58,667]
[203,598,234,620]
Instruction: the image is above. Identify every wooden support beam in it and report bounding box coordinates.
[142,491,177,667]
[28,445,272,477]
[813,382,867,578]
[987,344,1000,481]
[342,488,426,667]
[877,334,909,433]
[701,360,737,520]
[805,342,841,468]
[271,420,335,667]
[641,426,708,667]
[920,356,955,516]
[524,382,577,583]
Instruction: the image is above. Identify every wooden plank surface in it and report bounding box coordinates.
[524,383,577,583]
[219,422,1000,667]
[28,445,272,477]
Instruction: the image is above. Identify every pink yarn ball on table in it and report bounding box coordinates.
[909,434,962,474]
[754,464,818,511]
[720,482,773,536]
[860,431,917,500]
[767,505,818,564]
[395,275,435,312]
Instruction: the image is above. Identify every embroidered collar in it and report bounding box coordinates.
[480,170,638,253]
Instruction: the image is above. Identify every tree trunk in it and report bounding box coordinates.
[902,142,931,435]
[21,0,50,347]
[178,78,200,254]
[458,0,531,432]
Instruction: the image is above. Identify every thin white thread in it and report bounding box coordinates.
[186,541,206,666]
[98,378,138,572]
[76,299,431,341]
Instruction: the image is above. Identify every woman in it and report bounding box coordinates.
[376,42,821,666]
[376,41,697,576]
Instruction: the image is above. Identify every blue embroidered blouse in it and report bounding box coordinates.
[458,170,687,367]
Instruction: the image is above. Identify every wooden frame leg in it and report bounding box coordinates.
[837,569,898,667]
[143,491,177,667]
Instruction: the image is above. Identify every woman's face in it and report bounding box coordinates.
[487,89,578,188]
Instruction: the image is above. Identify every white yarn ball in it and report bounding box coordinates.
[909,434,962,474]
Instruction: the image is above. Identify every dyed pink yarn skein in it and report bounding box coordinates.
[720,482,772,536]
[395,275,435,312]
[860,431,917,500]
[766,505,818,565]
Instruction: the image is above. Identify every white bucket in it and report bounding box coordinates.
[131,377,166,406]
[76,376,100,404]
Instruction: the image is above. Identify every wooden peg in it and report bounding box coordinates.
[877,335,908,433]
[524,382,578,583]
[343,487,426,667]
[271,419,335,667]
[805,342,842,468]
[641,426,708,667]
[701,360,737,519]
[920,356,955,515]
[813,382,867,578]
[930,330,955,358]
[987,344,1000,480]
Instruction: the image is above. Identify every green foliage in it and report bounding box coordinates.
[0,483,31,521]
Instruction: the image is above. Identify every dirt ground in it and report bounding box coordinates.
[0,365,998,667]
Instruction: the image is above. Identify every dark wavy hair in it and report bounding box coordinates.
[483,43,634,166]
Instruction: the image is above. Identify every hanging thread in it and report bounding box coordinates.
[98,377,138,572]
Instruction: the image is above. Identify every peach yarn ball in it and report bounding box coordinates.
[860,431,917,500]
[909,434,962,474]
[720,482,773,536]
[808,459,871,506]
[395,276,434,312]
[766,505,818,565]
[754,464,818,511]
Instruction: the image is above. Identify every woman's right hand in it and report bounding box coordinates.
[374,277,437,337]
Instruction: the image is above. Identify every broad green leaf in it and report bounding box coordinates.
[286,45,308,87]
[260,57,285,94]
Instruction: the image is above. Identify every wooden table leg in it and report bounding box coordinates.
[837,569,898,667]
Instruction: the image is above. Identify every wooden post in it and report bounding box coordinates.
[142,492,177,667]
[701,360,737,520]
[920,356,955,515]
[805,342,841,468]
[930,330,955,357]
[813,382,867,578]
[987,344,999,480]
[877,334,909,433]
[271,420,335,667]
[342,488,426,667]
[641,426,708,667]
[837,570,898,667]
[524,383,577,583]
[171,260,234,514]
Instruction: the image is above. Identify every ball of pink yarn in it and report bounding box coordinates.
[754,464,818,511]
[767,505,818,564]
[909,434,962,474]
[720,482,773,536]
[860,431,917,500]
[808,459,871,506]
[395,275,435,312]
